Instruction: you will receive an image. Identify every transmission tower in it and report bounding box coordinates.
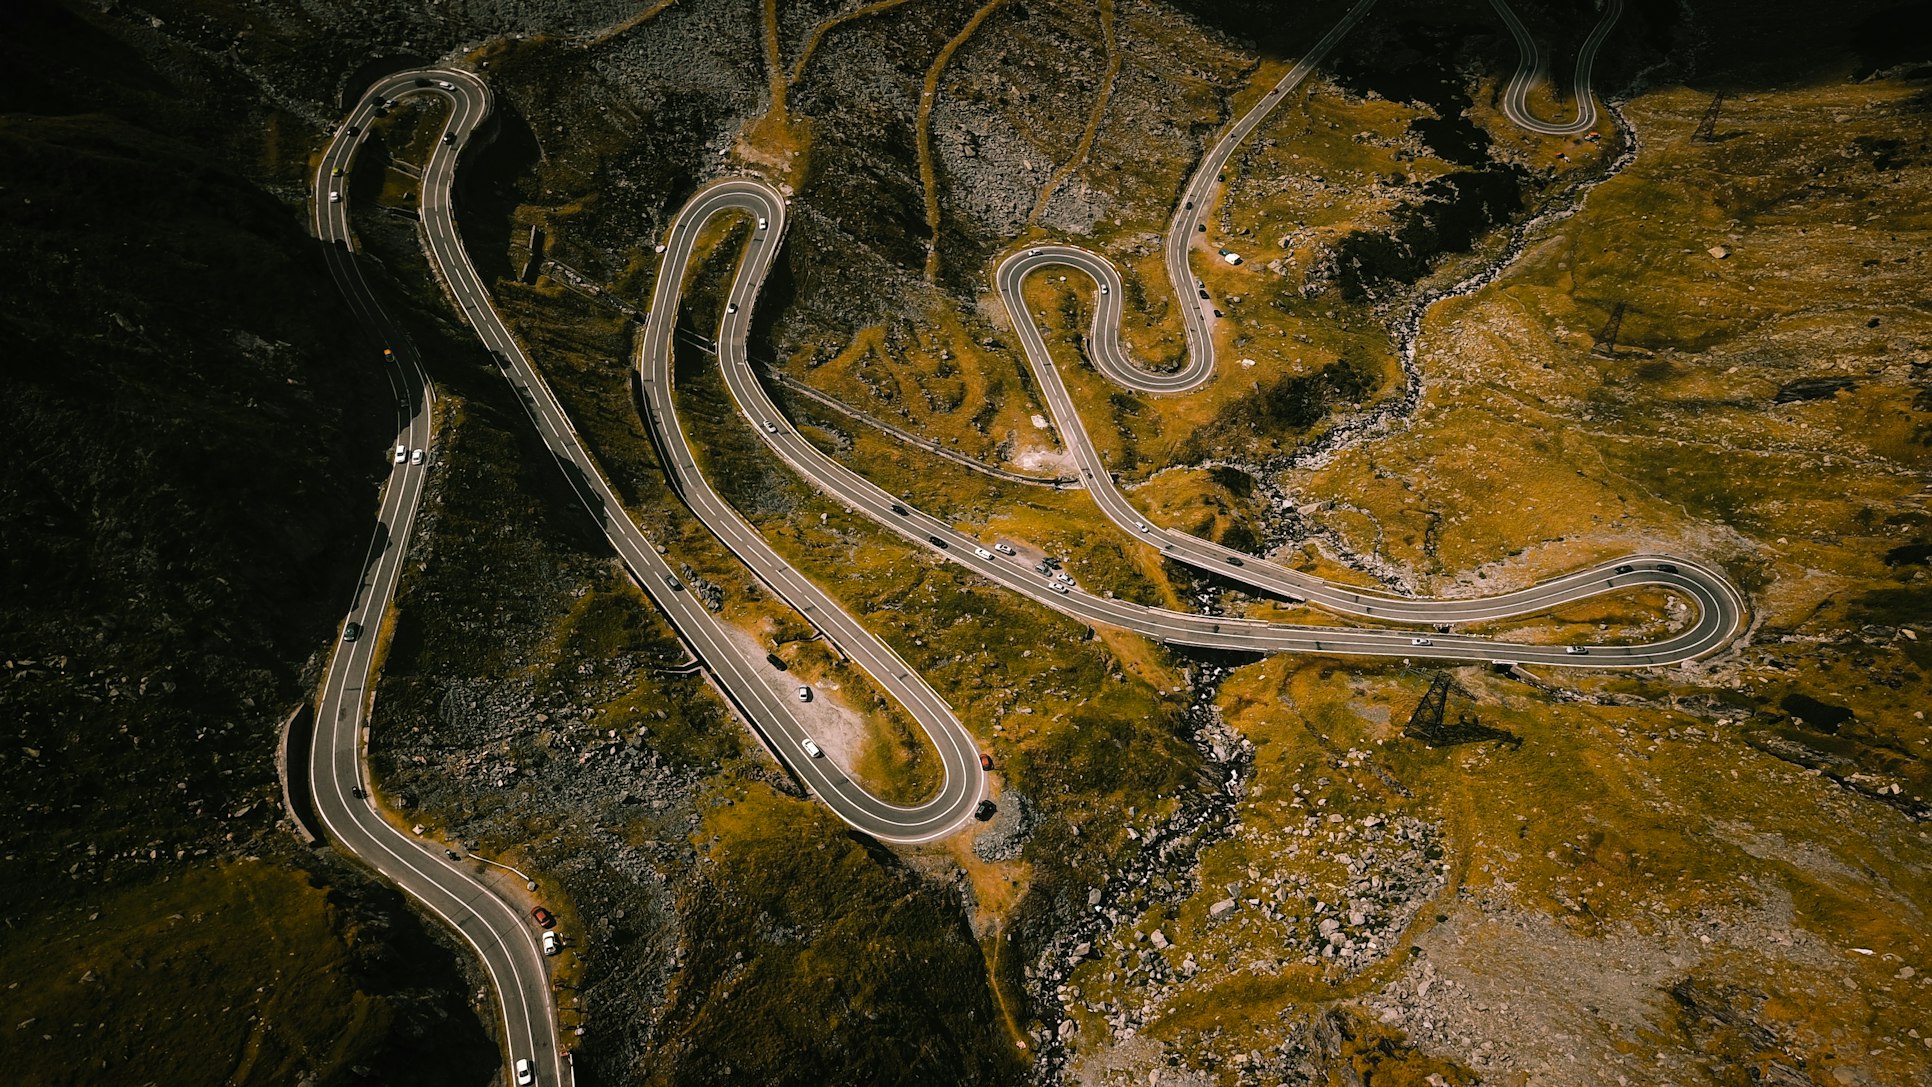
[1405,673,1452,738]
[1591,302,1626,358]
[1691,92,1724,144]
[1405,671,1521,749]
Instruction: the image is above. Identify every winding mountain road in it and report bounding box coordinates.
[1491,0,1625,136]
[307,1,1678,1078]
[311,70,564,1087]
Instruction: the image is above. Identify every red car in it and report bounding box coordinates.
[979,753,994,772]
[531,906,555,929]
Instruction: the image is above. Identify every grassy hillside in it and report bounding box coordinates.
[0,3,494,1083]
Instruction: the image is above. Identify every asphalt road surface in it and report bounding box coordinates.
[644,177,1744,669]
[312,70,565,1087]
[1491,0,1625,136]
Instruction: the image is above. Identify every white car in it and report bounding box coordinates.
[1410,637,1431,647]
[757,216,768,229]
[994,543,1016,556]
[973,547,993,559]
[797,685,812,703]
[393,444,407,464]
[328,190,340,203]
[1099,284,1110,295]
[1047,581,1069,595]
[725,302,738,314]
[410,448,424,465]
[1565,645,1590,655]
[801,737,823,758]
[541,931,561,956]
[1054,571,1074,584]
[437,80,454,90]
[763,421,777,433]
[1136,521,1150,533]
[514,1058,534,1085]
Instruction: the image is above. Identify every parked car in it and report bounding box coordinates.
[994,543,1016,556]
[979,753,994,772]
[975,800,996,820]
[531,906,556,929]
[797,686,812,703]
[541,932,562,956]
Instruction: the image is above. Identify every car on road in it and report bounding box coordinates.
[662,573,682,590]
[437,80,454,90]
[329,190,341,203]
[394,444,407,464]
[929,536,948,549]
[1615,564,1633,574]
[442,132,455,144]
[398,398,409,411]
[343,622,362,642]
[763,421,777,433]
[974,546,993,559]
[890,504,909,516]
[514,1058,534,1086]
[725,302,738,314]
[345,124,359,135]
[1047,581,1069,595]
[1099,284,1109,295]
[757,216,768,229]
[542,932,562,956]
[331,166,343,177]
[1224,555,1243,566]
[979,753,994,771]
[1657,563,1678,574]
[410,448,424,465]
[415,77,432,87]
[1565,646,1590,655]
[994,543,1016,556]
[531,906,556,929]
[797,685,812,703]
[1411,637,1432,646]
[801,737,823,758]
[1136,521,1150,533]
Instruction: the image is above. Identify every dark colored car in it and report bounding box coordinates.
[1615,564,1633,574]
[1657,563,1679,574]
[890,504,909,515]
[415,77,432,87]
[343,622,362,642]
[975,800,997,821]
[1224,555,1243,566]
[929,536,947,548]
[979,753,994,772]
[532,906,556,929]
